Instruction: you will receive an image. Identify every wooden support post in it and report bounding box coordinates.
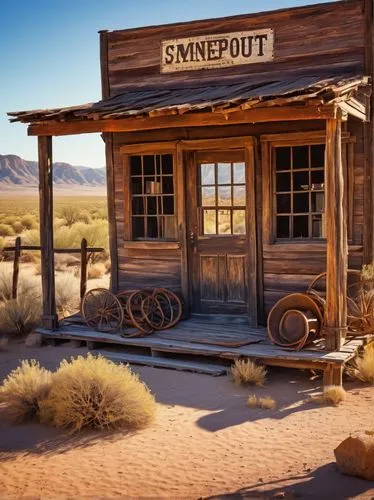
[324,116,348,351]
[12,236,21,300]
[38,136,58,330]
[323,364,344,387]
[80,238,88,299]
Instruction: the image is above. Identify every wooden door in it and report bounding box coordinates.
[186,148,257,322]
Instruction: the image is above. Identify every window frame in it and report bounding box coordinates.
[121,143,178,243]
[261,131,355,248]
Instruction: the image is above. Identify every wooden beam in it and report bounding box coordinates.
[363,0,374,264]
[324,116,348,351]
[38,136,58,329]
[104,133,119,293]
[99,30,110,99]
[27,106,338,137]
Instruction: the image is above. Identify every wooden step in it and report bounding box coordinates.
[92,350,228,376]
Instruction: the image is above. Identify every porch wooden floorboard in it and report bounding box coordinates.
[36,317,369,371]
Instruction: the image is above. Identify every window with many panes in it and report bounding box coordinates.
[199,162,246,235]
[274,144,326,239]
[130,153,176,240]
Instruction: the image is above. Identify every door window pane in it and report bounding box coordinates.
[233,210,246,234]
[276,172,291,192]
[218,210,231,234]
[218,186,231,206]
[277,216,290,238]
[203,210,216,234]
[275,147,291,171]
[292,146,309,170]
[201,164,215,185]
[293,215,309,238]
[233,186,246,205]
[217,163,231,184]
[233,163,245,183]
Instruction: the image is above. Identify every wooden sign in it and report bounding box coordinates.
[161,29,274,73]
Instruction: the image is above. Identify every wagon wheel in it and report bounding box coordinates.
[141,295,165,329]
[126,290,154,335]
[152,288,182,329]
[307,270,362,301]
[117,290,137,326]
[81,288,123,333]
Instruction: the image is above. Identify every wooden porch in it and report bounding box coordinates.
[36,317,371,385]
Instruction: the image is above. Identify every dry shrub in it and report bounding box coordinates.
[87,263,106,280]
[104,259,111,274]
[0,223,14,237]
[0,237,4,250]
[348,343,374,384]
[0,360,52,422]
[11,221,23,234]
[40,354,156,432]
[247,394,276,410]
[21,214,37,230]
[230,359,267,386]
[77,209,92,225]
[22,229,40,246]
[312,385,346,406]
[19,251,40,264]
[0,266,40,302]
[59,206,79,227]
[0,292,42,335]
[55,272,80,318]
[362,263,374,280]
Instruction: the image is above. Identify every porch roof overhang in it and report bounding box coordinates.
[8,73,370,136]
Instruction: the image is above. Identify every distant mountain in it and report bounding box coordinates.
[0,154,106,187]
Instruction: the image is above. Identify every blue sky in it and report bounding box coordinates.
[1,0,333,168]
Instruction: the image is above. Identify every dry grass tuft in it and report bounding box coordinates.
[230,359,267,386]
[0,360,52,422]
[0,292,42,335]
[87,263,106,280]
[40,354,156,433]
[0,223,14,237]
[55,272,80,318]
[312,385,346,406]
[348,343,374,384]
[247,394,276,410]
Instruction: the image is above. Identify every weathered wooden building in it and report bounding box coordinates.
[9,0,374,361]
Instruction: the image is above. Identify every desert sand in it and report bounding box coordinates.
[0,341,374,500]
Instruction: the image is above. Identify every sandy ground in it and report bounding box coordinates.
[0,342,374,500]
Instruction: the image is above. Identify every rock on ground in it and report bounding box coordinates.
[25,332,43,348]
[335,434,374,481]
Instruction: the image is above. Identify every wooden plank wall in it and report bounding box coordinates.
[112,119,365,321]
[106,0,365,93]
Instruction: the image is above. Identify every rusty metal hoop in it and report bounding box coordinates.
[117,290,138,326]
[152,288,182,329]
[307,270,362,300]
[126,290,154,335]
[141,295,165,329]
[81,288,123,333]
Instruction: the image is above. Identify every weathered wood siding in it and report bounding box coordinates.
[112,119,365,320]
[107,0,365,94]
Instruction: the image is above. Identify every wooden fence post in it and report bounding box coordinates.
[12,236,21,300]
[80,238,88,299]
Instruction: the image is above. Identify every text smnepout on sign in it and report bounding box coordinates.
[161,29,274,73]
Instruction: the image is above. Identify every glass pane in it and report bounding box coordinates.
[201,186,215,206]
[233,186,246,206]
[233,163,245,183]
[312,214,326,238]
[233,210,246,234]
[145,179,161,194]
[275,147,291,171]
[276,172,291,192]
[143,155,155,176]
[130,156,142,176]
[162,196,174,215]
[218,186,231,206]
[276,194,291,213]
[293,215,309,238]
[311,192,325,213]
[147,196,157,215]
[162,216,176,239]
[132,217,145,239]
[217,163,231,184]
[311,170,324,190]
[293,193,309,213]
[162,154,173,174]
[218,210,231,234]
[277,216,290,238]
[293,171,309,191]
[147,217,158,238]
[292,146,309,170]
[155,155,162,175]
[201,164,215,185]
[203,209,216,234]
[311,145,325,169]
[162,176,173,194]
[131,177,142,195]
[132,197,144,215]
